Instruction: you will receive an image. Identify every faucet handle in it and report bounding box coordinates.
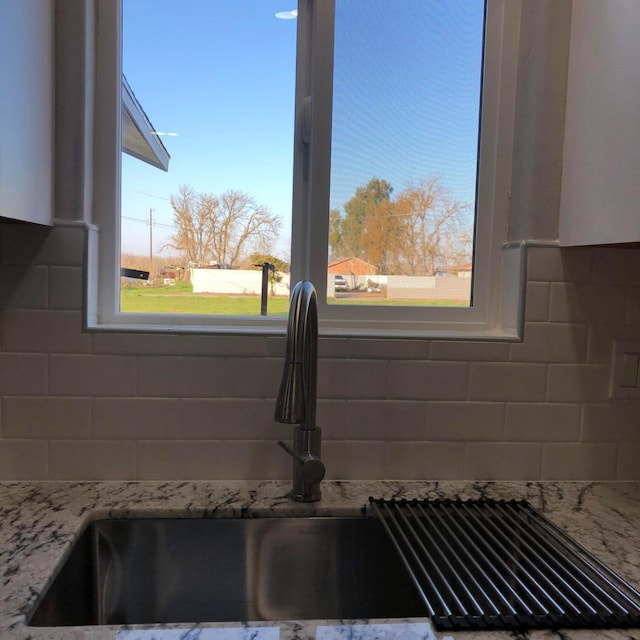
[277,439,304,463]
[277,440,326,485]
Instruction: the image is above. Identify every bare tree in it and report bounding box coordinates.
[164,186,218,264]
[212,191,280,267]
[392,178,472,276]
[165,185,281,268]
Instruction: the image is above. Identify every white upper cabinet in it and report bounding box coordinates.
[0,0,54,225]
[560,0,640,246]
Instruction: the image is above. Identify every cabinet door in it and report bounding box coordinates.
[0,0,53,225]
[560,0,640,246]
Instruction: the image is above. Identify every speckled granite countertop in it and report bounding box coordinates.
[1,480,639,640]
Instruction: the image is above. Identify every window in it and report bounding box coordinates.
[91,0,524,339]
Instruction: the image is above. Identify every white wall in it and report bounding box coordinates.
[192,269,290,297]
[1,224,640,481]
[1,0,640,482]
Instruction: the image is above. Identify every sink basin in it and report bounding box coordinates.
[29,516,424,626]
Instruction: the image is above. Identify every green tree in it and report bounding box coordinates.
[246,253,289,296]
[330,178,393,262]
[246,253,289,273]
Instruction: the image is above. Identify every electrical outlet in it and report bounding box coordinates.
[610,340,640,398]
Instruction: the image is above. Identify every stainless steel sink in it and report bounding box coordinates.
[29,516,424,626]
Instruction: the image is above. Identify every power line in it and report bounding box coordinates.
[122,215,176,230]
[129,189,171,201]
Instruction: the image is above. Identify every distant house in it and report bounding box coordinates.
[328,257,377,276]
[455,263,473,278]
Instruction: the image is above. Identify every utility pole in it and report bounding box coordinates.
[149,208,154,282]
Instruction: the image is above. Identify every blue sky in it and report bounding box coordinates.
[121,0,484,259]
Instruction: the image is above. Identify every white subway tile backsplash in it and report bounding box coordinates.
[2,310,91,353]
[315,399,347,436]
[179,335,271,358]
[0,266,29,312]
[0,224,51,266]
[180,398,275,439]
[1,225,640,483]
[317,359,354,399]
[581,403,640,442]
[465,443,542,480]
[509,322,587,363]
[0,440,48,479]
[469,363,547,402]
[32,225,85,267]
[424,402,504,441]
[49,355,137,396]
[93,398,182,439]
[0,353,47,395]
[336,400,426,441]
[592,248,640,285]
[345,360,390,399]
[549,283,627,325]
[317,337,353,359]
[138,356,230,397]
[3,397,91,438]
[541,443,617,480]
[322,441,386,479]
[587,326,621,365]
[93,398,278,440]
[223,357,283,398]
[137,356,282,399]
[49,266,83,310]
[265,336,288,358]
[94,333,271,357]
[524,281,550,322]
[137,440,288,480]
[5,266,48,309]
[345,338,431,361]
[547,364,610,403]
[505,403,581,441]
[429,341,509,362]
[527,247,593,283]
[384,442,466,479]
[388,361,468,400]
[49,440,137,480]
[617,443,640,480]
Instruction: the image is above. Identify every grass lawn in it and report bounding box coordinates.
[120,282,468,315]
[120,283,290,315]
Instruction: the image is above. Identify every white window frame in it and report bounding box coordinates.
[89,0,525,340]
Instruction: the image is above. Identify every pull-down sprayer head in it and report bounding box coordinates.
[274,280,318,430]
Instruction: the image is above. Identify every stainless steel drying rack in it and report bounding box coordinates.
[368,497,640,631]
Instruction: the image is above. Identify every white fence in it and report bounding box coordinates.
[192,269,470,303]
[387,275,470,301]
[335,274,470,301]
[191,269,291,296]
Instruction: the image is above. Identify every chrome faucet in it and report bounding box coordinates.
[274,280,325,502]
